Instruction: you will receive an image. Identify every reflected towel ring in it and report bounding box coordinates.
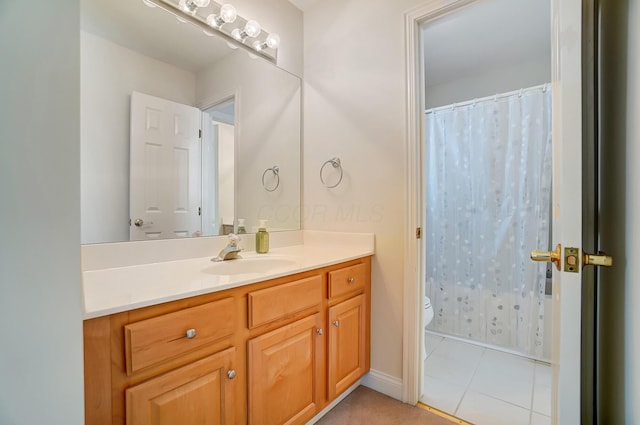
[320,157,343,188]
[262,165,280,192]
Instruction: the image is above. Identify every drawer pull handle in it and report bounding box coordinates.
[332,320,340,327]
[316,328,323,335]
[348,277,355,284]
[185,328,197,339]
[227,369,236,379]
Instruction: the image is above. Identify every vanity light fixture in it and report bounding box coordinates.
[145,0,280,61]
[252,33,280,51]
[206,3,237,28]
[231,20,262,42]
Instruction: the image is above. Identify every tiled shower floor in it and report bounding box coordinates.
[421,333,552,425]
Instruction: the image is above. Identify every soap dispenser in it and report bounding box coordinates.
[255,219,269,253]
[237,218,247,234]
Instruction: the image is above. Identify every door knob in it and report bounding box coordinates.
[133,218,153,227]
[530,244,561,271]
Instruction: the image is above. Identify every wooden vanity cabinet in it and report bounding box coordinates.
[248,313,324,425]
[126,347,236,425]
[327,263,370,400]
[83,256,371,425]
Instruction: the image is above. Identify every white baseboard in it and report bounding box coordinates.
[361,369,403,401]
[306,380,362,424]
[305,370,403,424]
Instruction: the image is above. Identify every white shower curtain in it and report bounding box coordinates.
[425,85,552,357]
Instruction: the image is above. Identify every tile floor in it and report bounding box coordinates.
[421,333,551,425]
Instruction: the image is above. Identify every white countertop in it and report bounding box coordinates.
[82,231,374,319]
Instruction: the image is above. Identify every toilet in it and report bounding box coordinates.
[424,296,434,328]
[423,296,434,360]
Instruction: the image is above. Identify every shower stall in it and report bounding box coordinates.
[424,84,553,359]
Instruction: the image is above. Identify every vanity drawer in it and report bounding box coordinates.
[248,275,322,329]
[328,263,367,299]
[124,298,235,375]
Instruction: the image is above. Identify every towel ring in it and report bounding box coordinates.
[320,157,343,188]
[262,165,280,192]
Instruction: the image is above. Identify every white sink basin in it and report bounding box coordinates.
[204,255,299,276]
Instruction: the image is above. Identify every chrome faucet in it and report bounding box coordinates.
[212,233,243,262]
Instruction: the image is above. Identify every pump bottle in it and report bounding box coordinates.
[255,219,269,253]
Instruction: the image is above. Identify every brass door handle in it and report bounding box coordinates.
[530,244,561,271]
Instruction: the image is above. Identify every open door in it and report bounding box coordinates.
[529,0,612,423]
[129,91,202,240]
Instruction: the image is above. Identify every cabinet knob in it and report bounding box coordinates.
[348,277,355,284]
[227,369,236,379]
[185,328,197,339]
[332,320,340,327]
[316,328,323,335]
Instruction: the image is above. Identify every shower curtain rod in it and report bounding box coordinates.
[424,83,550,114]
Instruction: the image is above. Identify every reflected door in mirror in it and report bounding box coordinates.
[130,92,202,240]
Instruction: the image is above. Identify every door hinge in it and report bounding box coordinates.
[198,129,202,139]
[198,207,202,216]
[416,227,422,239]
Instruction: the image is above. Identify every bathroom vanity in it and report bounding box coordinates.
[82,233,373,425]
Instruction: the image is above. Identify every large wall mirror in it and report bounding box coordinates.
[80,0,301,244]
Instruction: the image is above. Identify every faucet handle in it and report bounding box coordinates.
[227,233,240,246]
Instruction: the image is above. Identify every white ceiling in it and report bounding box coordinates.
[422,0,550,88]
[286,0,320,12]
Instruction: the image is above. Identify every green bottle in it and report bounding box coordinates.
[255,219,269,253]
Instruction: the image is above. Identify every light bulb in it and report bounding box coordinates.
[179,0,196,14]
[244,20,261,38]
[231,28,242,41]
[219,4,237,23]
[142,0,156,7]
[206,4,236,28]
[180,0,208,13]
[265,33,280,49]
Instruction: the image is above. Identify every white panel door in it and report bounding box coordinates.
[130,91,202,241]
[549,0,584,422]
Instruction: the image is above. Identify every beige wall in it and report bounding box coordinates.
[0,0,84,424]
[303,0,427,381]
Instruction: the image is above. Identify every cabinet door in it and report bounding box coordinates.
[126,347,236,425]
[328,294,367,399]
[248,314,323,425]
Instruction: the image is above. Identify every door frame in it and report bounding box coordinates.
[402,0,477,405]
[402,2,588,422]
